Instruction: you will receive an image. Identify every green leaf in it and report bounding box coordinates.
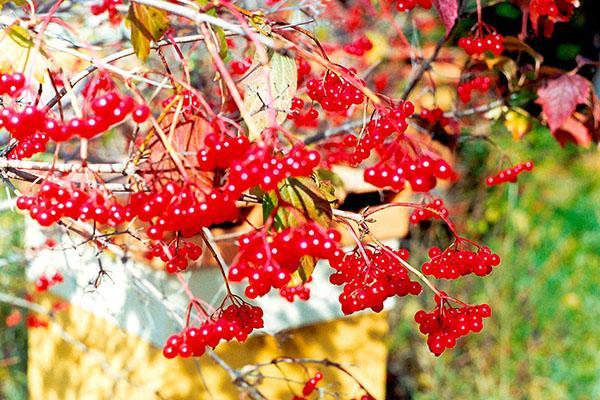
[242,50,297,140]
[278,177,333,228]
[6,25,32,48]
[126,3,170,61]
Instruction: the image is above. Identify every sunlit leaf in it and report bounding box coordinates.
[126,3,170,61]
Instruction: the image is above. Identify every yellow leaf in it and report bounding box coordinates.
[125,3,170,61]
[241,51,297,140]
[0,26,48,82]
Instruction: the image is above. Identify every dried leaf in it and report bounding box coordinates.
[126,3,170,61]
[242,51,297,140]
[536,74,591,132]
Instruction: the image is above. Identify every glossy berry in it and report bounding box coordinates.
[485,161,534,186]
[457,76,493,103]
[458,33,504,57]
[422,244,501,279]
[410,198,449,224]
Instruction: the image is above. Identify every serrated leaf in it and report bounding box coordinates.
[242,51,297,140]
[536,74,591,133]
[278,177,333,228]
[432,0,459,36]
[126,3,170,61]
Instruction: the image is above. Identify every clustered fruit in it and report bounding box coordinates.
[330,246,422,315]
[0,72,26,97]
[415,298,491,356]
[17,181,129,227]
[364,154,456,192]
[162,303,263,359]
[288,97,319,128]
[148,240,203,274]
[301,371,323,397]
[422,244,501,279]
[34,272,64,292]
[530,0,560,18]
[230,57,251,75]
[458,33,504,56]
[396,0,432,12]
[306,70,365,113]
[419,107,450,127]
[228,223,342,298]
[409,198,449,224]
[458,76,493,103]
[343,36,373,56]
[485,161,534,186]
[197,134,320,195]
[280,279,311,302]
[91,0,123,24]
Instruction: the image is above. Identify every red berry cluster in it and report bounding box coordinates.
[130,182,239,239]
[228,224,342,298]
[230,57,251,75]
[26,315,49,329]
[162,303,263,359]
[419,107,450,127]
[225,145,320,194]
[530,0,560,18]
[296,58,312,85]
[301,372,324,397]
[349,101,415,166]
[34,272,64,292]
[306,71,364,113]
[343,36,373,56]
[396,0,432,12]
[330,246,422,315]
[1,106,50,159]
[148,240,203,274]
[409,198,449,224]
[415,299,491,356]
[364,155,455,192]
[458,33,504,56]
[485,161,534,186]
[288,97,319,127]
[91,0,123,24]
[0,72,26,97]
[196,134,251,171]
[17,181,129,227]
[457,76,492,103]
[422,245,501,279]
[280,279,311,302]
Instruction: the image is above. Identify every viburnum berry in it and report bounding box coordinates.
[162,90,201,116]
[34,272,64,292]
[343,36,373,56]
[306,70,365,113]
[132,104,151,123]
[457,76,493,103]
[162,302,263,359]
[302,371,324,396]
[228,223,342,298]
[0,72,26,97]
[330,245,422,314]
[148,240,203,273]
[422,243,501,279]
[396,0,432,12]
[90,0,123,24]
[485,161,534,186]
[280,278,311,302]
[458,33,504,57]
[410,198,449,224]
[419,107,450,127]
[415,297,491,356]
[26,315,49,329]
[230,57,252,75]
[530,0,560,18]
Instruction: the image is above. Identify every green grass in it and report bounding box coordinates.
[390,127,600,399]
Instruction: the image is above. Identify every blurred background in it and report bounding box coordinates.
[1,0,599,399]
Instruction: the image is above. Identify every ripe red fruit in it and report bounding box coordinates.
[486,161,534,186]
[132,104,151,123]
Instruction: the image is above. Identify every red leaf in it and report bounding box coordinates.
[536,74,591,132]
[552,116,591,148]
[432,0,458,35]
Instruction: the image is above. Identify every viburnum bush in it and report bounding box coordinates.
[0,0,596,398]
